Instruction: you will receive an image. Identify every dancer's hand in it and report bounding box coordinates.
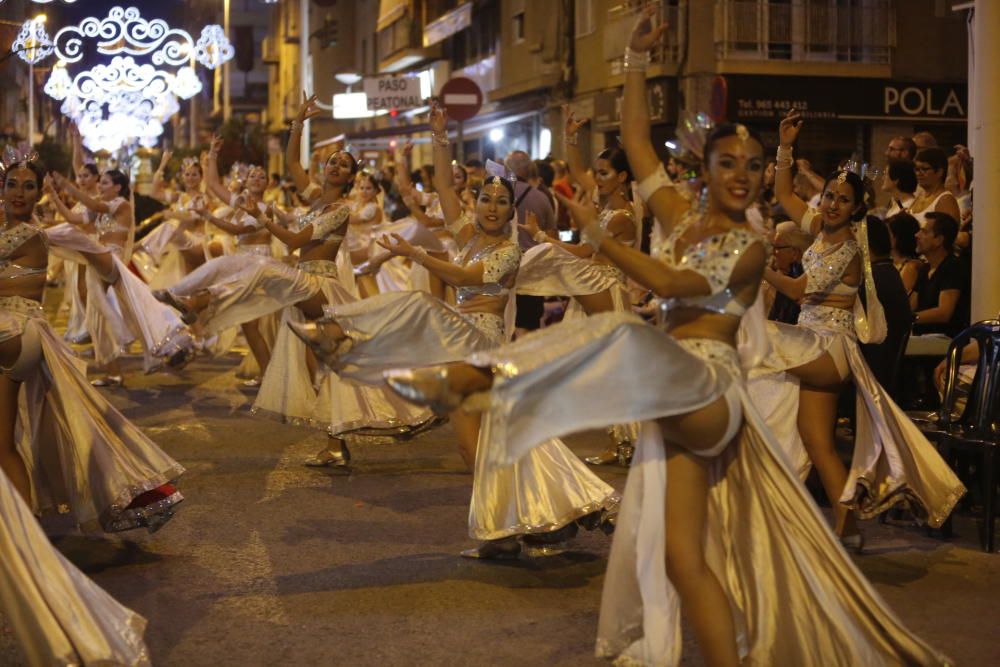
[429,102,448,135]
[779,109,803,148]
[554,189,599,237]
[401,141,414,159]
[376,233,416,259]
[50,171,68,189]
[43,174,56,194]
[628,5,668,53]
[563,104,589,140]
[519,210,542,238]
[209,134,223,156]
[295,92,323,124]
[158,149,173,172]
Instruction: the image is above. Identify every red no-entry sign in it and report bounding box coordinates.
[439,77,483,122]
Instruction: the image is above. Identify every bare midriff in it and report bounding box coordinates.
[456,293,506,319]
[664,307,741,347]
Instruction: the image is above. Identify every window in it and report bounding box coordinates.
[575,0,595,38]
[512,11,525,43]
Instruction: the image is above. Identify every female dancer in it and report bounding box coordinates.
[759,109,963,546]
[58,128,99,344]
[292,102,618,558]
[46,169,193,382]
[348,172,383,298]
[0,154,183,532]
[379,13,951,664]
[887,211,923,308]
[909,147,961,226]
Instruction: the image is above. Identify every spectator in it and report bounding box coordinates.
[464,159,485,183]
[913,212,970,337]
[885,136,917,162]
[859,216,912,398]
[910,148,961,226]
[505,150,556,331]
[912,131,938,151]
[550,159,574,231]
[767,221,812,324]
[886,212,923,308]
[532,159,556,210]
[883,160,917,217]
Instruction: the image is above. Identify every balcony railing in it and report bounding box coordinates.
[606,1,685,74]
[378,12,420,60]
[715,0,894,65]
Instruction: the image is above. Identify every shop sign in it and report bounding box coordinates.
[363,75,423,112]
[592,78,673,130]
[725,76,966,123]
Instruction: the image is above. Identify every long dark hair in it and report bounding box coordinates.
[104,169,131,199]
[596,146,634,183]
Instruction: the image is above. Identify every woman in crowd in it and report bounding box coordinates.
[887,211,924,308]
[348,171,384,298]
[0,153,184,533]
[758,109,964,548]
[291,101,618,558]
[58,127,99,345]
[909,147,961,226]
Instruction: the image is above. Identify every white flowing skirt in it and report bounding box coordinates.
[466,311,949,666]
[748,316,965,526]
[46,224,192,371]
[62,260,90,344]
[0,466,150,666]
[0,302,184,532]
[322,291,619,540]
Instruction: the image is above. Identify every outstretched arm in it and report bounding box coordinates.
[51,172,111,213]
[44,177,87,224]
[563,105,597,195]
[376,233,486,287]
[149,149,174,203]
[205,136,236,204]
[287,92,323,198]
[620,8,689,234]
[774,109,810,228]
[428,103,465,228]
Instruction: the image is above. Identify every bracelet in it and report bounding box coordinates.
[533,229,550,244]
[623,47,650,72]
[635,163,674,203]
[431,132,449,148]
[290,120,302,132]
[580,224,607,251]
[411,247,428,265]
[775,145,794,170]
[566,133,579,146]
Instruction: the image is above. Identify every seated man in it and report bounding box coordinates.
[913,212,970,337]
[767,221,812,325]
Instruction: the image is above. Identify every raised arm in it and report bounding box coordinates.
[287,92,323,197]
[621,8,689,234]
[774,109,810,227]
[52,171,111,214]
[70,125,86,179]
[44,176,87,224]
[149,149,174,203]
[376,233,487,287]
[428,103,465,227]
[563,105,597,194]
[204,136,237,204]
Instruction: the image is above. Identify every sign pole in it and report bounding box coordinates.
[457,120,464,164]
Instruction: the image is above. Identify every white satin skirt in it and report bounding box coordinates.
[0,302,184,532]
[0,466,151,666]
[62,260,90,344]
[46,224,193,371]
[252,264,433,436]
[322,290,619,540]
[466,311,949,666]
[748,314,965,527]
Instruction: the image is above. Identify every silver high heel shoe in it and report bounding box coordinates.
[288,320,352,370]
[384,366,490,416]
[303,440,351,468]
[460,536,522,560]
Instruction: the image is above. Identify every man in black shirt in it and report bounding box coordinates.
[913,212,970,337]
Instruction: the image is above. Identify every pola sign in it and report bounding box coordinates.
[363,76,423,112]
[883,86,964,118]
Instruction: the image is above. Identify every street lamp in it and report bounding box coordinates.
[12,15,52,145]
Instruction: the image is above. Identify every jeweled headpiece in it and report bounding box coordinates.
[0,144,40,179]
[665,111,715,166]
[735,124,750,144]
[181,156,199,171]
[836,170,848,184]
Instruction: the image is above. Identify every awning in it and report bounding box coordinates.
[377,0,409,32]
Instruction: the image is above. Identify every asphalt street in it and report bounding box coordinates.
[1,312,998,666]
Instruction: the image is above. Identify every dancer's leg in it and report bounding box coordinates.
[451,409,481,470]
[77,264,88,302]
[798,386,858,538]
[241,320,271,375]
[357,274,380,299]
[0,366,30,503]
[575,289,615,315]
[294,290,328,321]
[662,445,739,667]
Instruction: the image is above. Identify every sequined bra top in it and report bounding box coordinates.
[454,234,521,304]
[803,238,860,297]
[0,223,46,280]
[599,207,637,248]
[653,213,761,317]
[95,197,130,236]
[294,203,350,243]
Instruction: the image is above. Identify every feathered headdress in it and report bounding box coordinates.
[665,111,715,166]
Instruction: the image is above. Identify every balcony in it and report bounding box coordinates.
[378,11,441,73]
[715,0,894,73]
[605,1,685,75]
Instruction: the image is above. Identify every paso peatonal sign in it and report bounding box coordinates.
[363,75,423,112]
[724,76,967,123]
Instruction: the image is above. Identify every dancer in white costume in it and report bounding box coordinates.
[0,461,151,667]
[0,156,183,533]
[754,109,964,548]
[378,14,952,665]
[348,172,384,298]
[46,169,194,383]
[292,102,618,558]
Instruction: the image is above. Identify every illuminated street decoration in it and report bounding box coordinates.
[194,25,235,70]
[13,18,53,65]
[43,60,72,99]
[53,6,194,66]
